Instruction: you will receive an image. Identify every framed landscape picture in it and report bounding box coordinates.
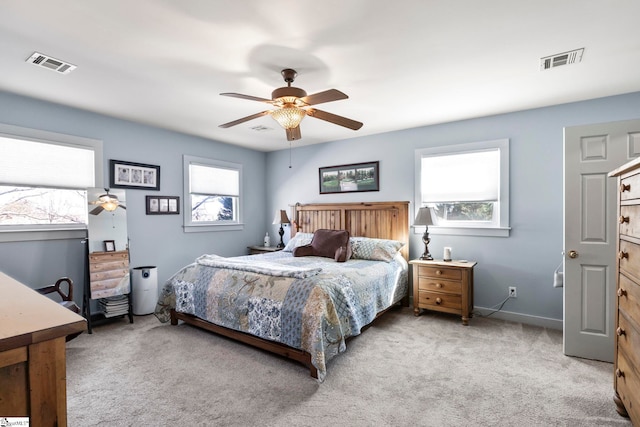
[319,161,379,194]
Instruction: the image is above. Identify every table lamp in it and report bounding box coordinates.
[272,209,291,248]
[414,207,434,260]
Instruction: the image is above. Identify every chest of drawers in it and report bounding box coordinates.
[409,259,476,325]
[609,157,640,424]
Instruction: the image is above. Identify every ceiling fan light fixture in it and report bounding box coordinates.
[271,107,306,130]
[102,200,119,211]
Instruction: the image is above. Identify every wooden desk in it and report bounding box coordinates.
[0,272,87,426]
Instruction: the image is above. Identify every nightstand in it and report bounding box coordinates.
[247,245,283,255]
[410,259,477,325]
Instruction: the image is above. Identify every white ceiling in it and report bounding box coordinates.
[1,1,639,152]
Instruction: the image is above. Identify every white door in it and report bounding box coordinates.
[564,118,640,362]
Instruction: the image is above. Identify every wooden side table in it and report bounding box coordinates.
[410,259,477,325]
[247,245,283,255]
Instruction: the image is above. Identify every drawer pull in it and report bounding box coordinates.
[620,183,631,193]
[618,251,629,260]
[616,368,624,378]
[435,283,443,288]
[435,297,442,305]
[619,215,630,224]
[616,327,626,336]
[617,288,627,297]
[435,270,442,276]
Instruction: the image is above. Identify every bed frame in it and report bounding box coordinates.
[170,201,410,378]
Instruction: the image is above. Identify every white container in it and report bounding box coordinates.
[132,266,158,315]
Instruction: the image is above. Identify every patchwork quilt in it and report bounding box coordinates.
[155,251,408,381]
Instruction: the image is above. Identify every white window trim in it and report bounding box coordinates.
[414,138,510,237]
[183,155,243,233]
[0,123,103,243]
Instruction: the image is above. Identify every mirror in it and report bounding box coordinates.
[87,188,128,252]
[86,188,130,299]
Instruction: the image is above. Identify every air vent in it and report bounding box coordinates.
[540,48,584,71]
[250,125,273,132]
[26,52,76,74]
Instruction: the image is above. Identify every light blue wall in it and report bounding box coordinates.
[0,91,267,306]
[3,89,639,326]
[265,92,640,326]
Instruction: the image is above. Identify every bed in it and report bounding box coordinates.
[155,201,410,381]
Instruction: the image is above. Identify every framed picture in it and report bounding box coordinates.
[319,161,380,194]
[109,159,160,190]
[103,240,116,252]
[146,196,180,215]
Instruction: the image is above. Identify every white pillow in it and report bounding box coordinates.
[282,232,314,252]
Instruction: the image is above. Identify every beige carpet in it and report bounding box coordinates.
[66,307,631,426]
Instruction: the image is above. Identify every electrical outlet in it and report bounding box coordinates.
[508,286,517,298]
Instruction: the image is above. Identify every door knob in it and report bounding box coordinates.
[568,250,578,259]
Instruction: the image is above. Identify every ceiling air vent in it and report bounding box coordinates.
[250,125,273,132]
[540,48,584,71]
[26,52,76,74]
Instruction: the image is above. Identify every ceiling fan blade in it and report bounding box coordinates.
[118,204,126,210]
[299,89,348,106]
[286,126,302,141]
[306,108,363,130]
[219,111,271,128]
[89,205,104,215]
[220,93,273,103]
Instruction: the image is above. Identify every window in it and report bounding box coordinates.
[183,155,243,232]
[0,124,103,242]
[415,139,510,237]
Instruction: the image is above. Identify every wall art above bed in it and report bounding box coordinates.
[319,161,379,194]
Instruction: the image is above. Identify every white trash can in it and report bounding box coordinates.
[132,266,158,315]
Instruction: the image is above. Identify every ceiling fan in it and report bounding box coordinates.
[219,69,363,141]
[89,188,126,215]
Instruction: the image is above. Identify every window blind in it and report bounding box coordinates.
[189,164,239,196]
[421,149,499,203]
[0,136,95,189]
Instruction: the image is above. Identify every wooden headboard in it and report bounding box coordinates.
[290,201,410,260]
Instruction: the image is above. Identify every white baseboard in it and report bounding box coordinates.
[474,306,563,330]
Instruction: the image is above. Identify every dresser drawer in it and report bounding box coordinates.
[418,291,461,310]
[417,277,462,295]
[417,266,461,281]
[619,274,640,324]
[617,311,640,372]
[620,205,640,238]
[620,172,640,202]
[619,240,640,281]
[616,350,640,423]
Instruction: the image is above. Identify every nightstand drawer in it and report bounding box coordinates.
[418,291,461,310]
[417,277,462,295]
[417,266,461,281]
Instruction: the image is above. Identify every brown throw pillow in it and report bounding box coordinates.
[293,229,352,262]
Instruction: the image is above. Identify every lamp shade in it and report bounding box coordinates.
[271,108,306,129]
[414,207,433,226]
[273,209,291,225]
